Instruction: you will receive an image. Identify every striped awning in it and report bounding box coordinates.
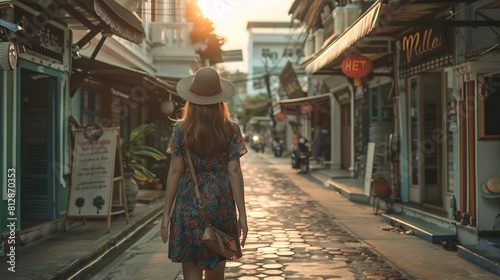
[305,1,382,74]
[58,0,144,45]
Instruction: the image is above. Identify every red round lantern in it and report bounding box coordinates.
[275,112,286,121]
[341,54,373,86]
[300,103,313,114]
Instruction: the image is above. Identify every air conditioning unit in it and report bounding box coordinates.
[344,4,359,30]
[333,6,345,35]
[150,26,166,46]
[304,37,314,57]
[314,29,324,52]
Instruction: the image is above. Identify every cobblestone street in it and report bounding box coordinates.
[176,153,409,279]
[42,151,493,280]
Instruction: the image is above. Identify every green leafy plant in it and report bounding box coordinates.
[186,2,226,65]
[150,157,170,184]
[121,123,167,182]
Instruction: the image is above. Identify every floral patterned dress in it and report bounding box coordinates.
[167,121,247,270]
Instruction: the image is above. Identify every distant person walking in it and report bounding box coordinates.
[291,122,302,153]
[259,133,267,153]
[160,67,248,280]
[312,120,327,165]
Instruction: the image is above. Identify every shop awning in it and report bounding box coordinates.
[59,0,144,48]
[304,0,462,74]
[72,57,178,99]
[278,93,332,114]
[0,0,12,10]
[305,1,382,74]
[0,18,22,32]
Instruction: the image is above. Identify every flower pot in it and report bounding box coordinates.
[372,178,391,199]
[152,178,163,190]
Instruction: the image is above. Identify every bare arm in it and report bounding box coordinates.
[227,158,248,247]
[160,155,184,243]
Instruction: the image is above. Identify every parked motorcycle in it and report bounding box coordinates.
[291,136,310,174]
[272,138,284,157]
[250,135,261,152]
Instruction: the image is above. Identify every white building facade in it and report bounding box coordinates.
[0,0,201,252]
[246,21,308,153]
[246,21,306,97]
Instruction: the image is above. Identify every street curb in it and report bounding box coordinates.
[49,203,164,280]
[326,179,370,205]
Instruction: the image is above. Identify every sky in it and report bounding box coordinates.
[197,0,295,72]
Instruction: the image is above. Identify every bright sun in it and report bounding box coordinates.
[196,0,222,25]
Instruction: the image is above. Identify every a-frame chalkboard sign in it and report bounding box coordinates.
[65,121,128,232]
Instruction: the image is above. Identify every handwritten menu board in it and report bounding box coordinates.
[68,128,116,216]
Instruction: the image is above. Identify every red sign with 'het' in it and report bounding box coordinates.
[341,54,373,79]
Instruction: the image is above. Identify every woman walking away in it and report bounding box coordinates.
[160,67,248,280]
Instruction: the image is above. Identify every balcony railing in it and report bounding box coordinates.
[149,21,194,49]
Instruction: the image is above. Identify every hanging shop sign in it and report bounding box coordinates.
[341,54,373,86]
[14,4,66,64]
[399,26,452,77]
[333,88,351,105]
[0,41,18,70]
[279,61,305,99]
[401,27,446,65]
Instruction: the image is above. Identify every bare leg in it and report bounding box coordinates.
[204,260,226,280]
[182,262,202,280]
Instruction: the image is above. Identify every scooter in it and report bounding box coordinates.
[291,136,310,174]
[272,138,284,157]
[249,135,261,152]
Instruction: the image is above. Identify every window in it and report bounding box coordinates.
[262,48,270,57]
[167,0,182,21]
[81,87,101,126]
[253,78,264,90]
[478,74,500,139]
[262,48,278,61]
[151,0,157,22]
[369,83,393,122]
[150,0,183,22]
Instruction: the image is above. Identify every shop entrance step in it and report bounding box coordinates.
[382,212,457,244]
[458,237,500,276]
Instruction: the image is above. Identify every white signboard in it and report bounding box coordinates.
[68,128,116,216]
[364,142,376,196]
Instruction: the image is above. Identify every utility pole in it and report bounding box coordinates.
[263,56,277,138]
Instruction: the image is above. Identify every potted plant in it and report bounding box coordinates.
[121,123,167,212]
[150,157,171,190]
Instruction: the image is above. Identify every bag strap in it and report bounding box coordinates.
[186,149,203,206]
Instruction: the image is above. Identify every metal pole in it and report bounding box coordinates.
[263,63,277,138]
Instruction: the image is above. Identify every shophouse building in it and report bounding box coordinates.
[0,0,199,254]
[284,0,500,275]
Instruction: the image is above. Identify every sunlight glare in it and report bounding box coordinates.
[197,0,221,25]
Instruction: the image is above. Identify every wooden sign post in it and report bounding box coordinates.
[65,126,128,232]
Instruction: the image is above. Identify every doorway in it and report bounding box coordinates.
[407,74,443,208]
[20,68,58,221]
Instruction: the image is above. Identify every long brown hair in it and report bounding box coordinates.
[179,101,234,157]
